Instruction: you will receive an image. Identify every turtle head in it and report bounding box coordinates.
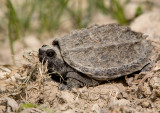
[38,45,65,73]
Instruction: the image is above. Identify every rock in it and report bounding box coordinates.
[59,104,71,111]
[103,105,138,113]
[150,76,160,100]
[131,11,160,36]
[142,101,150,108]
[0,97,18,112]
[131,10,160,50]
[62,109,75,113]
[0,105,6,113]
[114,99,130,106]
[91,104,101,113]
[117,93,123,99]
[122,92,128,99]
[59,91,75,103]
[149,76,160,89]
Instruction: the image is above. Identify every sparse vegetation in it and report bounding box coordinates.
[0,0,160,112]
[17,103,55,113]
[0,0,153,64]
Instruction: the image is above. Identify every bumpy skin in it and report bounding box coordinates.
[38,45,99,89]
[38,24,153,89]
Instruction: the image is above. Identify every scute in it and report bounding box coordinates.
[53,24,152,80]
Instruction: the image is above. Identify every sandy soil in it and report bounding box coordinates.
[0,50,160,113]
[0,2,160,113]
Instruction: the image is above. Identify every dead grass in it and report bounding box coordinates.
[0,49,160,113]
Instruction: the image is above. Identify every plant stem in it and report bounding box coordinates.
[7,0,16,65]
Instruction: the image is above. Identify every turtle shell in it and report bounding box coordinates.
[53,24,152,80]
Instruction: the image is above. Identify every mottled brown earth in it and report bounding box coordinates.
[0,50,160,113]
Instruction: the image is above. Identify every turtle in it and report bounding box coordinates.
[38,24,153,90]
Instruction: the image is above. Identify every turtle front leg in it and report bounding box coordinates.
[60,72,100,90]
[59,72,83,90]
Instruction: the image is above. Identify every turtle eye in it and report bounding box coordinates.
[46,49,56,57]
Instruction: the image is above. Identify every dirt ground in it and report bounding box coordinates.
[0,47,160,113]
[0,2,160,113]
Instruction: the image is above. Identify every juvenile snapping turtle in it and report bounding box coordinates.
[38,24,153,89]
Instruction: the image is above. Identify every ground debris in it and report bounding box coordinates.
[0,97,18,112]
[0,45,160,113]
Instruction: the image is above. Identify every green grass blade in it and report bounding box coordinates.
[7,0,21,65]
[110,0,128,25]
[17,103,55,113]
[135,5,143,17]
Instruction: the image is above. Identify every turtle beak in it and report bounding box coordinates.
[38,47,47,64]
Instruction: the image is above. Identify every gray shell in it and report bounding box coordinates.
[53,24,152,80]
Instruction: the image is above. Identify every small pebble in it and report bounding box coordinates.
[142,101,150,108]
[122,92,128,99]
[91,104,101,113]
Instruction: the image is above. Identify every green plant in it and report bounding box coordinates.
[66,0,107,29]
[37,0,69,35]
[110,0,128,25]
[17,103,55,113]
[7,0,21,65]
[66,0,92,28]
[135,5,143,17]
[91,0,108,14]
[18,0,37,33]
[6,0,70,64]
